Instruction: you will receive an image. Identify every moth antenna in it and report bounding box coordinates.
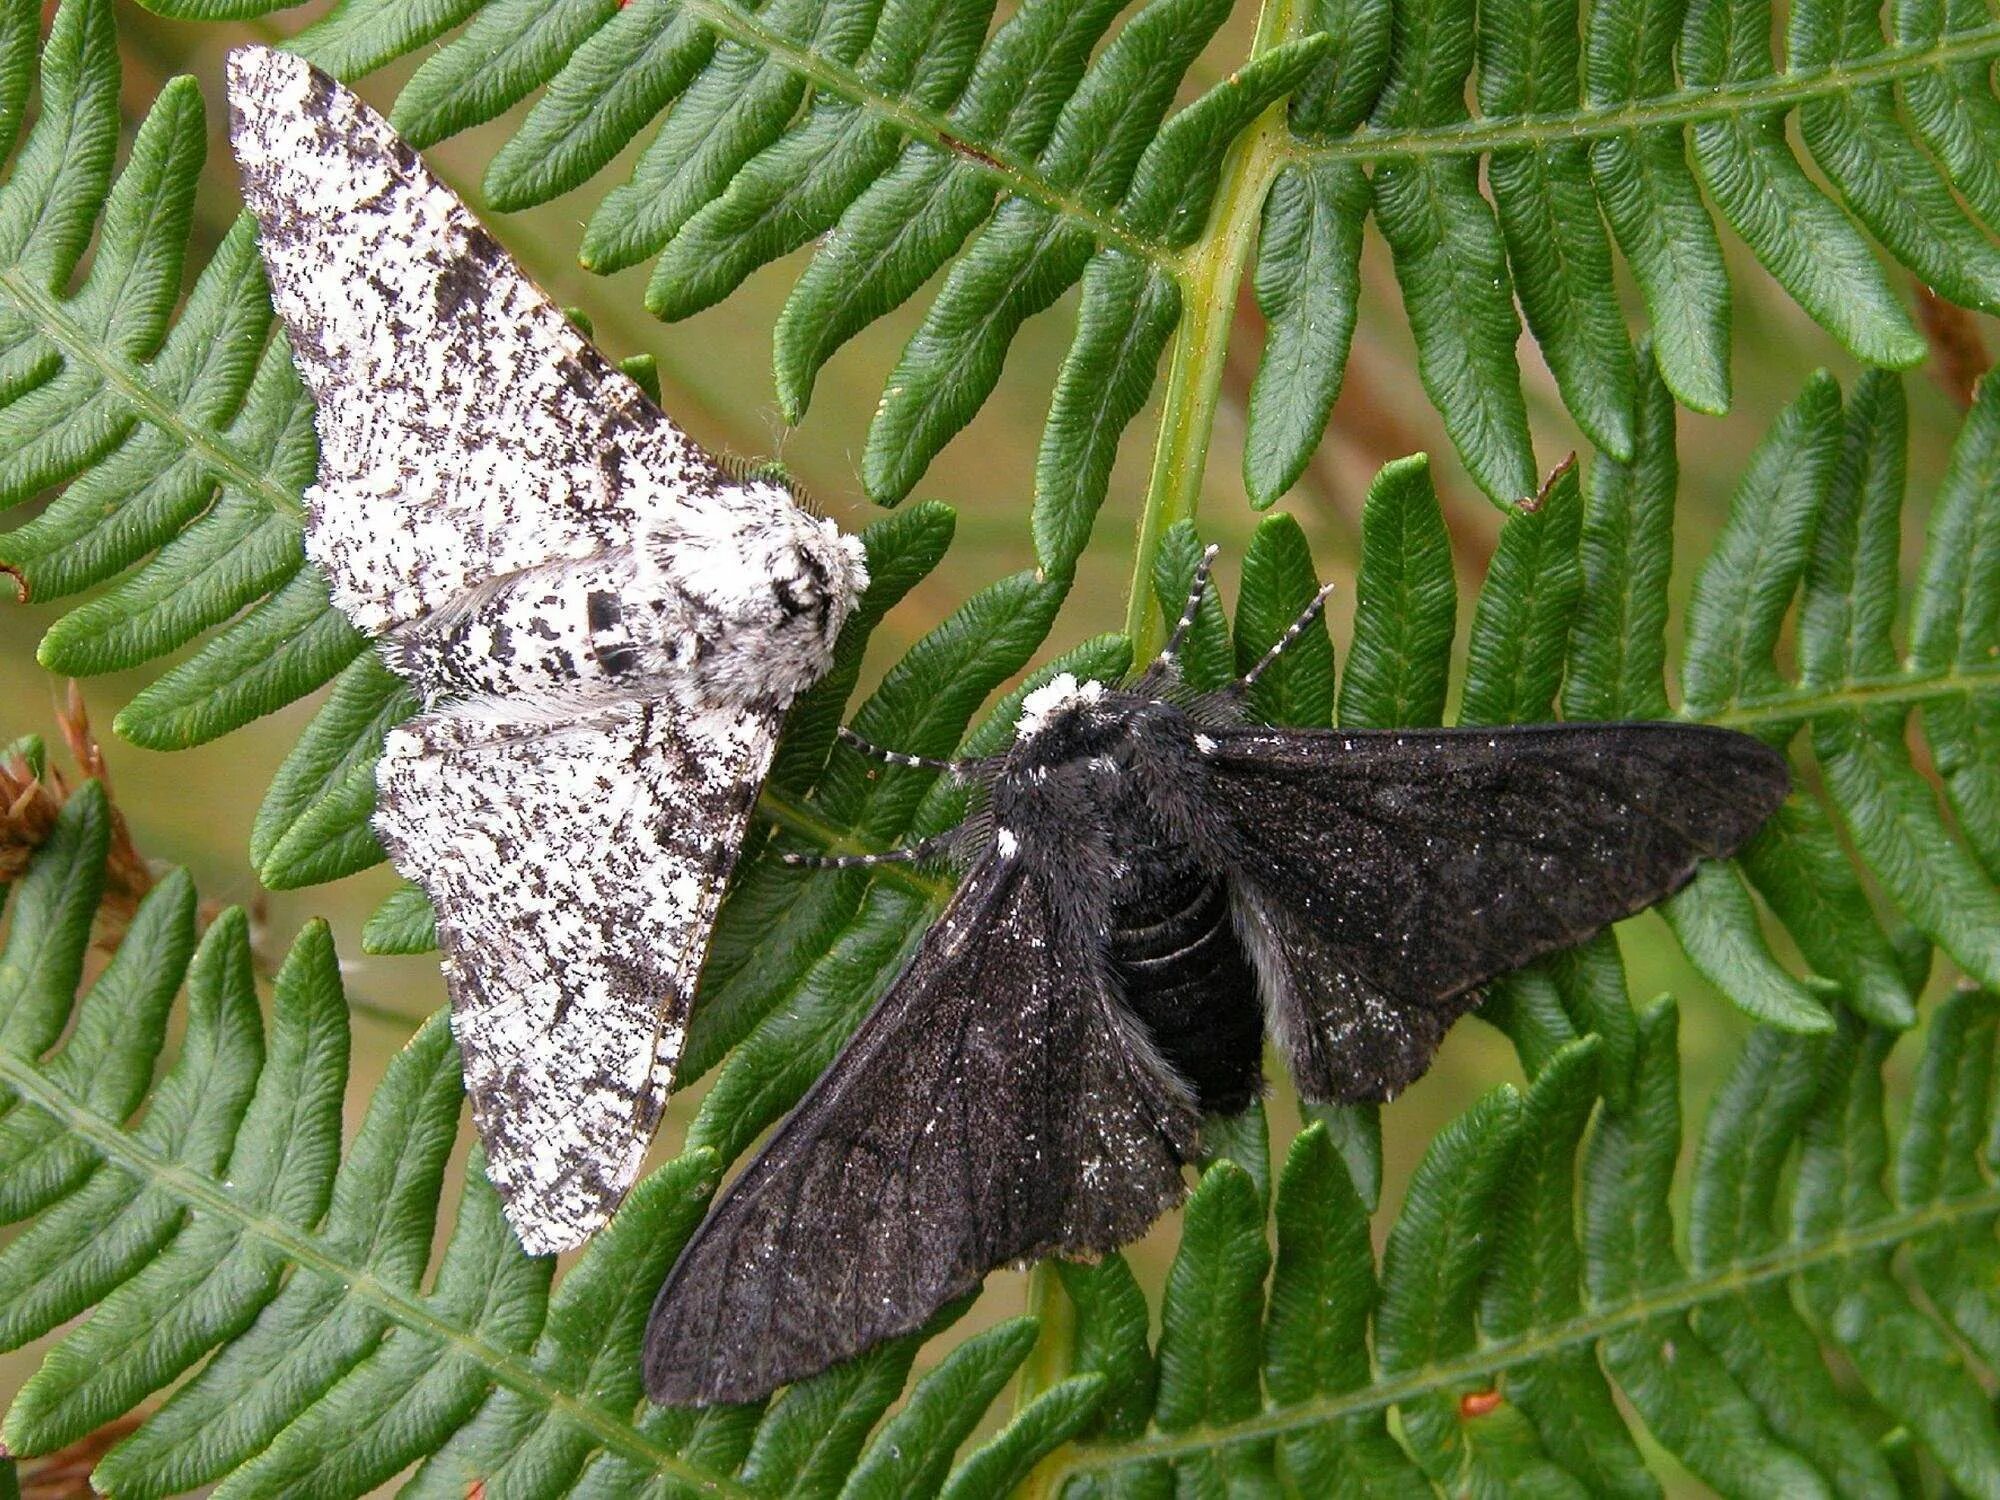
[955,801,996,853]
[1156,544,1222,669]
[838,725,961,775]
[1239,582,1337,689]
[720,453,823,518]
[781,828,963,869]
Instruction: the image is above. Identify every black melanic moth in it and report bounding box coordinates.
[643,547,1791,1406]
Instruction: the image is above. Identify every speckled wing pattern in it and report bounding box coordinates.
[225,47,858,1255]
[375,699,774,1251]
[225,46,714,637]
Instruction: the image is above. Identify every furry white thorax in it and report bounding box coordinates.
[1016,674,1107,740]
[638,478,867,708]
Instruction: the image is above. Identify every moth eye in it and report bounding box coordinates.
[772,579,808,619]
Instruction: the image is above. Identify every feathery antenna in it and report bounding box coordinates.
[1240,583,1337,689]
[781,829,962,869]
[1157,544,1222,669]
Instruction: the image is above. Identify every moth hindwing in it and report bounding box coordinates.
[645,565,1788,1404]
[226,46,869,1255]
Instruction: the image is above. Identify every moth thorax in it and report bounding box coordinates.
[637,480,868,709]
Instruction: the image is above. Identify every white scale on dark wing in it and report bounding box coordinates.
[646,545,1792,1405]
[226,47,868,1255]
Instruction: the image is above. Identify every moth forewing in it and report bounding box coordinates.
[226,46,867,1255]
[641,849,1197,1406]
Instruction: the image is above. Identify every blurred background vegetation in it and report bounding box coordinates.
[0,0,1986,1484]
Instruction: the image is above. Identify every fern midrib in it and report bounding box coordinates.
[1694,659,2000,727]
[669,0,1166,267]
[1294,22,2000,161]
[1123,0,1308,654]
[0,265,304,525]
[1037,1180,2000,1481]
[0,1043,753,1499]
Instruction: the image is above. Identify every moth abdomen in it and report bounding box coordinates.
[1108,846,1265,1115]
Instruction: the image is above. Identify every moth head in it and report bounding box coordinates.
[641,477,868,705]
[1011,674,1124,758]
[1009,674,1197,780]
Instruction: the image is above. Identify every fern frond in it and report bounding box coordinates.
[1025,987,2000,1494]
[1249,0,2000,507]
[325,0,2000,527]
[0,787,1110,1498]
[1548,351,1999,1036]
[373,0,2000,524]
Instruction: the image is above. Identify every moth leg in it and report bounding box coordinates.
[781,828,964,869]
[1238,582,1337,689]
[837,725,964,774]
[1154,543,1222,670]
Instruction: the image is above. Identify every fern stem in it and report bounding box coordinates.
[0,1045,754,1499]
[1691,661,2000,729]
[1036,1178,2000,1481]
[1008,1263,1079,1499]
[1294,22,2000,162]
[0,269,304,524]
[1122,0,1306,654]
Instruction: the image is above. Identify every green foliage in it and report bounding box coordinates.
[370,0,2000,519]
[4,0,2000,1490]
[13,798,2000,1495]
[1255,0,2000,507]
